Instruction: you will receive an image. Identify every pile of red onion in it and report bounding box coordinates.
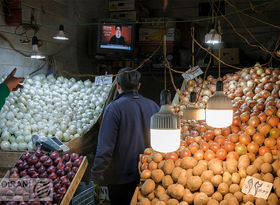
[6,147,83,205]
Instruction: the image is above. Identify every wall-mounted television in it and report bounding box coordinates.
[95,19,135,58]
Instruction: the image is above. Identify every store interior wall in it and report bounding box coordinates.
[0,0,107,78]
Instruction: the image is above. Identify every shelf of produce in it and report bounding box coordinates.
[60,156,88,205]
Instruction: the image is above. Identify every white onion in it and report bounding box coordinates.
[0,74,112,148]
[1,141,10,150]
[10,142,18,151]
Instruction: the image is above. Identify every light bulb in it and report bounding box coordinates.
[206,81,233,128]
[205,29,221,45]
[53,25,69,40]
[150,90,181,153]
[30,36,45,59]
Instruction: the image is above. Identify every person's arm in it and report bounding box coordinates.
[0,68,24,111]
[91,104,119,183]
[0,83,10,110]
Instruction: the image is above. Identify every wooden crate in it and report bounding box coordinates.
[0,151,24,177]
[60,156,88,205]
[0,153,88,205]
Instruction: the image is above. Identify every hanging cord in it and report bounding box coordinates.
[194,55,212,104]
[48,44,161,78]
[217,20,221,80]
[0,33,29,57]
[224,0,280,30]
[191,31,242,70]
[163,34,167,90]
[212,0,277,58]
[191,26,195,67]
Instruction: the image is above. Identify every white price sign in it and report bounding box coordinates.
[182,66,203,82]
[95,75,112,85]
[99,186,110,201]
[241,176,273,200]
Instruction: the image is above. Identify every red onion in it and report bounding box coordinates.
[73,158,82,167]
[22,161,29,169]
[34,147,44,157]
[50,151,59,160]
[65,161,72,168]
[35,161,43,169]
[28,155,39,165]
[18,202,28,205]
[39,171,48,178]
[16,159,23,167]
[38,166,46,174]
[20,170,27,177]
[47,165,56,174]
[63,154,70,162]
[70,153,79,161]
[49,172,57,180]
[58,186,67,195]
[10,168,18,173]
[27,167,36,176]
[56,169,65,177]
[54,157,63,166]
[54,183,61,191]
[10,172,19,179]
[72,167,78,173]
[64,166,71,173]
[32,173,39,178]
[57,162,65,170]
[67,171,75,180]
[40,155,49,163]
[43,159,53,168]
[62,178,70,187]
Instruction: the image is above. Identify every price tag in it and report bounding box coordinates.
[241,176,273,200]
[99,186,110,201]
[95,75,112,85]
[182,66,203,82]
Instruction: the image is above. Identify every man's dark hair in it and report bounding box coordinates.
[117,67,141,91]
[115,24,122,31]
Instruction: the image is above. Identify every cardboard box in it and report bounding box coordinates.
[109,0,135,11]
[213,48,240,65]
[110,11,136,21]
[139,28,176,42]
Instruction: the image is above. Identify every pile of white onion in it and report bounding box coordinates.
[0,74,112,151]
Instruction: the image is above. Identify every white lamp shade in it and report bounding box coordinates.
[183,107,205,121]
[206,109,233,128]
[205,29,221,45]
[53,30,69,40]
[206,90,233,128]
[151,129,181,153]
[30,45,45,59]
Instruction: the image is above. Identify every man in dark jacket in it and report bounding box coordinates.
[109,25,126,45]
[0,68,24,110]
[92,67,159,205]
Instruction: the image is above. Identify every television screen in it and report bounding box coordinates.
[99,24,132,51]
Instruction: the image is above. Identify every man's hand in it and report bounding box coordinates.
[4,68,24,92]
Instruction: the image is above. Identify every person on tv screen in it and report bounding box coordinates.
[109,25,126,45]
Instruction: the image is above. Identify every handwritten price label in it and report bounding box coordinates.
[182,66,203,82]
[99,186,110,201]
[95,76,112,85]
[241,176,273,200]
